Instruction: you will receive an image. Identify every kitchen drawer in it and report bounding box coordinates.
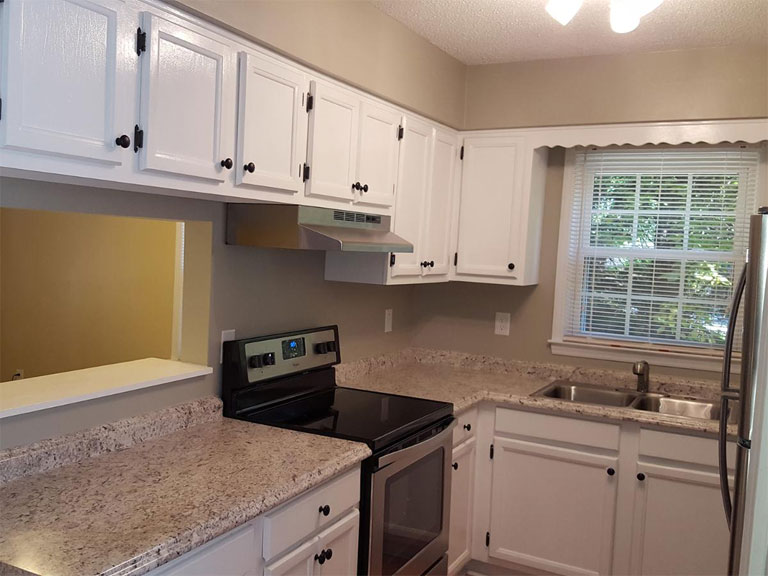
[639,428,735,469]
[495,408,620,451]
[453,408,478,446]
[263,467,360,561]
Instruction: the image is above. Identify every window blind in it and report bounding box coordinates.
[563,146,760,354]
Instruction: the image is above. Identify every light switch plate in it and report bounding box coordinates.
[220,329,236,363]
[384,309,393,333]
[495,312,511,336]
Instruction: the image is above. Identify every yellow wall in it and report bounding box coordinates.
[0,209,178,381]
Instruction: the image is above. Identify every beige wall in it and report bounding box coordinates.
[0,177,417,448]
[173,0,466,128]
[411,148,721,382]
[0,208,177,381]
[465,45,768,129]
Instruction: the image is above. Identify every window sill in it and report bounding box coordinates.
[548,339,736,373]
[0,359,213,419]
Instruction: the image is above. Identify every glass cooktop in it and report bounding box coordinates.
[245,387,453,452]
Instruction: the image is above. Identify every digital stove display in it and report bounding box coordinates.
[281,337,306,360]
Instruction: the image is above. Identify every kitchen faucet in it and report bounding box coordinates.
[633,361,650,393]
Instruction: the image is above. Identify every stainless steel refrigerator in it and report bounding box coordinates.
[719,207,768,576]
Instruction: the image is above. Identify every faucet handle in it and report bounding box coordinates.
[632,360,649,375]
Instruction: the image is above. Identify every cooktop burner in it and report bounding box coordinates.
[244,386,453,452]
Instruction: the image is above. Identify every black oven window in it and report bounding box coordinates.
[382,447,444,575]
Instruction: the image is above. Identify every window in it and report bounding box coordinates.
[551,146,763,369]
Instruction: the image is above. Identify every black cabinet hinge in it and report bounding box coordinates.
[306,94,314,112]
[133,124,144,153]
[302,164,310,182]
[453,252,458,266]
[489,444,494,459]
[397,125,404,140]
[460,145,464,160]
[136,27,147,55]
[390,253,396,267]
[485,532,490,547]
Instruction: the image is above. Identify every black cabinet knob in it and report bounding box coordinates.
[115,134,131,148]
[324,549,333,561]
[353,182,362,191]
[319,504,331,516]
[421,261,428,268]
[220,158,233,169]
[244,162,255,173]
[429,261,435,268]
[607,467,616,476]
[452,462,459,470]
[315,551,326,565]
[463,423,471,431]
[362,184,369,192]
[637,473,646,481]
[508,263,516,271]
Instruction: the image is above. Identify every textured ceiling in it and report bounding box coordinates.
[372,0,768,65]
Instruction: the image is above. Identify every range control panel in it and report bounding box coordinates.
[224,326,340,386]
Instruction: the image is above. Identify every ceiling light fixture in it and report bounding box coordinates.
[545,0,583,26]
[609,0,665,34]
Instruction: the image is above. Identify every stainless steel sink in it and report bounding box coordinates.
[534,381,640,407]
[631,395,740,425]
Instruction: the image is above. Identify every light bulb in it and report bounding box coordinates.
[546,0,583,26]
[610,0,664,34]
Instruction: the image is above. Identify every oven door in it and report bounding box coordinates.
[368,419,455,576]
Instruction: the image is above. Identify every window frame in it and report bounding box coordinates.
[550,145,768,372]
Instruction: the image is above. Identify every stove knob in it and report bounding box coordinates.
[262,352,276,366]
[315,342,329,354]
[326,340,337,353]
[248,355,263,369]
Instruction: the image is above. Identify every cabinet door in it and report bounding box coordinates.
[390,117,433,278]
[315,509,360,576]
[629,462,730,576]
[448,437,476,575]
[236,51,308,194]
[304,80,358,203]
[489,437,618,576]
[422,129,458,277]
[456,136,525,278]
[264,536,318,576]
[138,12,236,181]
[1,0,135,164]
[354,101,402,208]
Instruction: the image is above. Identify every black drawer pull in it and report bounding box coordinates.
[463,423,471,431]
[319,504,331,516]
[452,462,459,470]
[637,473,646,481]
[607,467,616,476]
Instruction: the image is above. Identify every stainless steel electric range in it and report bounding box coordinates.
[222,326,454,576]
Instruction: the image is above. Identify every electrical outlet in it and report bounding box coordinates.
[220,329,236,363]
[384,309,393,333]
[495,312,511,336]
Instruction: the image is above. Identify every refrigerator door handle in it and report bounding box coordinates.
[719,264,746,525]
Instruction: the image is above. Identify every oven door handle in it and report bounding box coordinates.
[378,419,456,468]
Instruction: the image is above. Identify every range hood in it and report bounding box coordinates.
[226,204,414,253]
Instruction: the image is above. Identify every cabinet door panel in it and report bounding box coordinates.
[448,437,475,575]
[305,80,358,202]
[456,137,525,278]
[355,101,401,208]
[315,509,360,576]
[1,0,134,163]
[422,129,457,277]
[236,52,307,193]
[264,536,317,576]
[630,462,730,576]
[489,437,617,576]
[390,117,433,278]
[138,13,236,181]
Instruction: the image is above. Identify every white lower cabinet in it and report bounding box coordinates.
[448,436,476,575]
[265,536,317,576]
[315,509,361,576]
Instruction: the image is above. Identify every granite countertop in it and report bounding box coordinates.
[340,358,732,437]
[0,418,370,576]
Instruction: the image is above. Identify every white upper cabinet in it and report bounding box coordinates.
[422,128,458,277]
[454,136,547,286]
[236,51,308,194]
[137,12,236,181]
[0,0,136,164]
[390,117,434,278]
[304,80,359,203]
[354,101,403,209]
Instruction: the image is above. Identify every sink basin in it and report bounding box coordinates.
[534,381,640,407]
[631,395,740,425]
